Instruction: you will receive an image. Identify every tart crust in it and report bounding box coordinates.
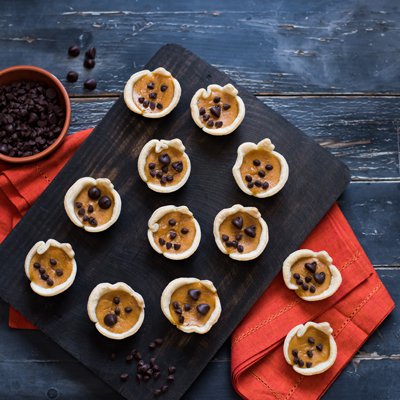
[64,177,122,233]
[232,138,289,198]
[213,204,268,261]
[137,139,191,193]
[282,249,342,301]
[147,205,201,260]
[24,239,77,297]
[87,282,145,340]
[190,83,245,136]
[283,321,337,376]
[160,277,222,334]
[123,67,181,118]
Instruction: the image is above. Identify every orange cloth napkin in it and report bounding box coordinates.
[231,204,395,399]
[0,129,92,329]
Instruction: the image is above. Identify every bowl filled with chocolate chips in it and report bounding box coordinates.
[0,65,71,163]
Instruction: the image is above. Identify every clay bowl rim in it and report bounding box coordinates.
[0,65,71,164]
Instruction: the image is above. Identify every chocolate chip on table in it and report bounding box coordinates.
[156,103,163,110]
[113,296,120,304]
[149,92,157,99]
[85,47,96,59]
[199,107,206,115]
[168,219,176,226]
[46,278,54,286]
[166,242,172,249]
[160,84,168,92]
[172,161,183,172]
[307,350,313,358]
[244,226,256,238]
[167,374,175,382]
[213,96,220,103]
[153,389,162,396]
[99,195,112,209]
[138,97,145,104]
[308,337,315,345]
[293,273,300,280]
[305,261,317,273]
[181,227,189,234]
[174,243,181,250]
[305,276,312,283]
[202,113,210,121]
[68,45,80,57]
[210,105,221,118]
[161,385,169,393]
[149,342,156,349]
[104,313,118,327]
[87,204,94,213]
[154,338,163,346]
[88,186,101,200]
[265,164,273,170]
[66,71,79,83]
[168,366,176,374]
[223,103,231,110]
[310,285,316,293]
[33,262,41,269]
[120,373,129,382]
[314,272,326,284]
[147,82,155,89]
[84,58,95,69]
[316,344,323,352]
[237,244,244,253]
[221,234,229,242]
[197,303,210,315]
[137,373,143,382]
[84,78,97,90]
[126,354,134,363]
[207,120,214,127]
[49,258,57,266]
[258,170,266,178]
[188,289,201,301]
[232,216,243,229]
[134,351,142,361]
[253,159,261,166]
[158,153,171,165]
[215,121,223,128]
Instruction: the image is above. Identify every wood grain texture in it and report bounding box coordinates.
[0,44,349,400]
[69,96,400,180]
[1,0,400,95]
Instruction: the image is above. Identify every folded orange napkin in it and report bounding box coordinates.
[231,204,395,399]
[0,128,92,329]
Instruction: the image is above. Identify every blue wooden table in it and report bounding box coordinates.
[1,1,399,398]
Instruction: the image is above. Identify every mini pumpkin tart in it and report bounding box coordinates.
[24,239,77,297]
[148,205,201,260]
[213,204,268,261]
[64,177,122,233]
[232,138,289,198]
[123,67,181,118]
[161,277,221,334]
[282,249,342,301]
[138,138,191,193]
[190,83,245,136]
[87,282,145,340]
[283,321,337,375]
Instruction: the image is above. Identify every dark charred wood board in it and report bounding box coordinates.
[0,44,350,400]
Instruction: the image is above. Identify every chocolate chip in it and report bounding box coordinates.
[172,161,183,172]
[307,350,313,358]
[85,47,96,59]
[265,164,273,170]
[123,307,132,314]
[98,195,112,209]
[39,267,46,275]
[226,241,234,247]
[149,92,157,99]
[89,217,98,226]
[174,243,181,250]
[68,45,80,57]
[161,385,168,393]
[232,216,243,229]
[88,186,101,200]
[175,307,182,314]
[33,262,41,269]
[254,180,262,187]
[293,356,299,364]
[156,103,163,110]
[213,96,220,103]
[202,113,210,121]
[149,342,156,349]
[115,307,121,316]
[143,100,149,107]
[49,258,57,266]
[221,234,229,242]
[235,233,243,241]
[153,389,161,396]
[306,362,313,368]
[168,366,176,374]
[253,159,261,166]
[296,279,303,286]
[232,240,238,248]
[305,262,317,273]
[302,283,309,291]
[149,101,156,110]
[159,238,166,246]
[247,182,254,189]
[167,375,175,382]
[162,165,170,174]
[138,97,145,103]
[110,352,117,361]
[83,78,97,90]
[314,272,326,284]
[168,219,176,226]
[136,373,143,382]
[75,202,83,209]
[210,105,221,118]
[215,121,223,128]
[166,175,174,182]
[158,153,171,165]
[166,242,172,250]
[197,303,210,315]
[310,285,316,293]
[147,82,155,89]
[292,349,298,357]
[120,373,129,382]
[223,103,231,110]
[84,58,95,69]
[78,208,85,216]
[244,226,256,238]
[237,244,244,253]
[199,107,206,115]
[155,171,163,179]
[169,231,177,240]
[305,276,312,283]
[134,352,142,360]
[154,338,163,345]
[207,120,214,127]
[126,354,134,363]
[298,359,305,367]
[181,227,189,234]
[188,289,201,301]
[293,273,300,280]
[46,278,54,286]
[178,315,184,324]
[245,175,252,182]
[160,84,168,92]
[66,71,79,83]
[308,337,315,345]
[104,313,117,327]
[149,162,156,170]
[143,374,150,381]
[258,170,266,178]
[184,303,191,311]
[87,204,94,213]
[113,296,120,305]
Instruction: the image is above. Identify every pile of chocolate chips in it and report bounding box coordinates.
[199,95,230,128]
[138,81,168,110]
[245,159,273,190]
[66,45,97,90]
[291,336,324,368]
[171,288,210,325]
[112,338,177,396]
[0,80,65,157]
[293,261,326,293]
[33,257,63,287]
[221,215,257,253]
[148,152,183,185]
[158,218,189,251]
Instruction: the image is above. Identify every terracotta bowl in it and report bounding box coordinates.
[0,65,71,164]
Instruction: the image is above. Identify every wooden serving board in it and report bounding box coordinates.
[0,44,349,400]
